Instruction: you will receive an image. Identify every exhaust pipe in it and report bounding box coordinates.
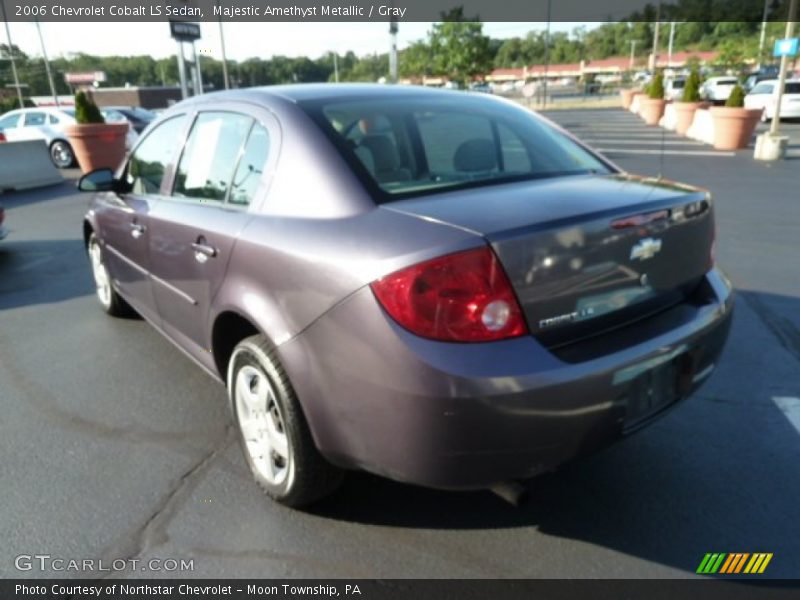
[489,481,528,507]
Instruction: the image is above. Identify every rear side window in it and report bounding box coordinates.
[785,83,800,94]
[49,114,60,124]
[126,115,186,195]
[23,112,46,126]
[0,114,19,129]
[229,124,270,206]
[751,83,774,94]
[308,96,609,199]
[173,112,252,203]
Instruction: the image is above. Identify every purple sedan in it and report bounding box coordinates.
[79,84,733,506]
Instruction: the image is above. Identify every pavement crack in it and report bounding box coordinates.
[100,426,233,579]
[741,292,800,365]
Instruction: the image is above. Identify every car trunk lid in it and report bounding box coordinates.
[385,173,714,348]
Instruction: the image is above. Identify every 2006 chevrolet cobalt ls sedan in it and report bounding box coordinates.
[80,84,733,506]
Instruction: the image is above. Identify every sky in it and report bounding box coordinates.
[5,21,591,62]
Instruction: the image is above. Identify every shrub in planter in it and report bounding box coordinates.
[639,73,667,126]
[64,91,128,173]
[674,68,704,135]
[709,84,762,150]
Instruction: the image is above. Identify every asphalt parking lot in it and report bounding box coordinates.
[1,109,799,579]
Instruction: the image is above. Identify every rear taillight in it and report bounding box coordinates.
[0,132,6,142]
[370,246,528,342]
[0,207,4,226]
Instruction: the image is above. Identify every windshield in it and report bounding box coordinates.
[302,95,611,199]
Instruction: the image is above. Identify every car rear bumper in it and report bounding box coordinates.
[279,268,734,490]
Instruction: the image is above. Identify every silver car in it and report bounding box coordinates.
[0,106,138,168]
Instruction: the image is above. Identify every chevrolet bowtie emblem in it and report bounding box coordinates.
[630,237,662,261]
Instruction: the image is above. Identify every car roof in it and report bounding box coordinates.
[183,83,469,106]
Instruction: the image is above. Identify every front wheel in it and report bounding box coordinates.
[50,140,75,169]
[228,334,343,507]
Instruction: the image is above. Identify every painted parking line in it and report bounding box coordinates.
[596,148,736,156]
[773,397,800,435]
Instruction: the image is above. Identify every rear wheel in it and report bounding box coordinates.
[50,140,75,169]
[87,233,133,317]
[228,334,343,507]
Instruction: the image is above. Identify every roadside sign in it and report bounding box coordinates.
[170,21,201,42]
[64,71,106,85]
[773,38,799,58]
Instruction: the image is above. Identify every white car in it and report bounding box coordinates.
[744,79,800,121]
[0,106,137,168]
[700,77,739,103]
[665,77,687,101]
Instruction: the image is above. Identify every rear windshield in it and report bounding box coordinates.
[672,79,686,88]
[786,82,800,94]
[301,95,611,199]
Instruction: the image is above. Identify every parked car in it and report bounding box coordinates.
[744,79,800,121]
[665,77,687,101]
[700,77,739,103]
[100,106,157,134]
[0,107,78,168]
[743,66,780,92]
[78,85,733,507]
[0,106,138,168]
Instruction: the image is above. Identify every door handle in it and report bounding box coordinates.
[130,222,146,239]
[191,238,217,263]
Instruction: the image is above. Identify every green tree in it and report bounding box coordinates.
[429,8,492,85]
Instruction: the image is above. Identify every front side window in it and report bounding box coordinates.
[173,112,252,203]
[308,96,610,199]
[125,115,187,195]
[23,112,46,127]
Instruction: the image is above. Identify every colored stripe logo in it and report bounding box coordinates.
[697,553,773,574]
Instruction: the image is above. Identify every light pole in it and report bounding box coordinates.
[332,52,339,83]
[667,21,676,67]
[769,0,797,137]
[650,4,661,71]
[35,20,59,107]
[389,16,398,83]
[0,3,24,108]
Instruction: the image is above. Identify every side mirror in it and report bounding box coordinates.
[78,168,118,192]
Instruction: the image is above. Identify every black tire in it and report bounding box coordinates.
[228,334,343,507]
[50,139,75,169]
[87,232,134,317]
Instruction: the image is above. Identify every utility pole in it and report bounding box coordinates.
[630,39,639,70]
[757,0,770,70]
[217,1,230,89]
[35,20,59,107]
[668,21,676,67]
[542,0,552,108]
[0,3,24,108]
[332,52,339,83]
[769,0,797,136]
[650,4,661,71]
[389,16,398,83]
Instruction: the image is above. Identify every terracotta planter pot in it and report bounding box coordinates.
[709,107,762,150]
[639,97,667,126]
[620,88,637,109]
[64,123,128,173]
[673,102,703,135]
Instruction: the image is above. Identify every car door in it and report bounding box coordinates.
[94,114,189,323]
[147,108,276,368]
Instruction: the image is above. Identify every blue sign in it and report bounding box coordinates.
[774,38,799,58]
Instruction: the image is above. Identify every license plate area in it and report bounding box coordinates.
[623,359,680,430]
